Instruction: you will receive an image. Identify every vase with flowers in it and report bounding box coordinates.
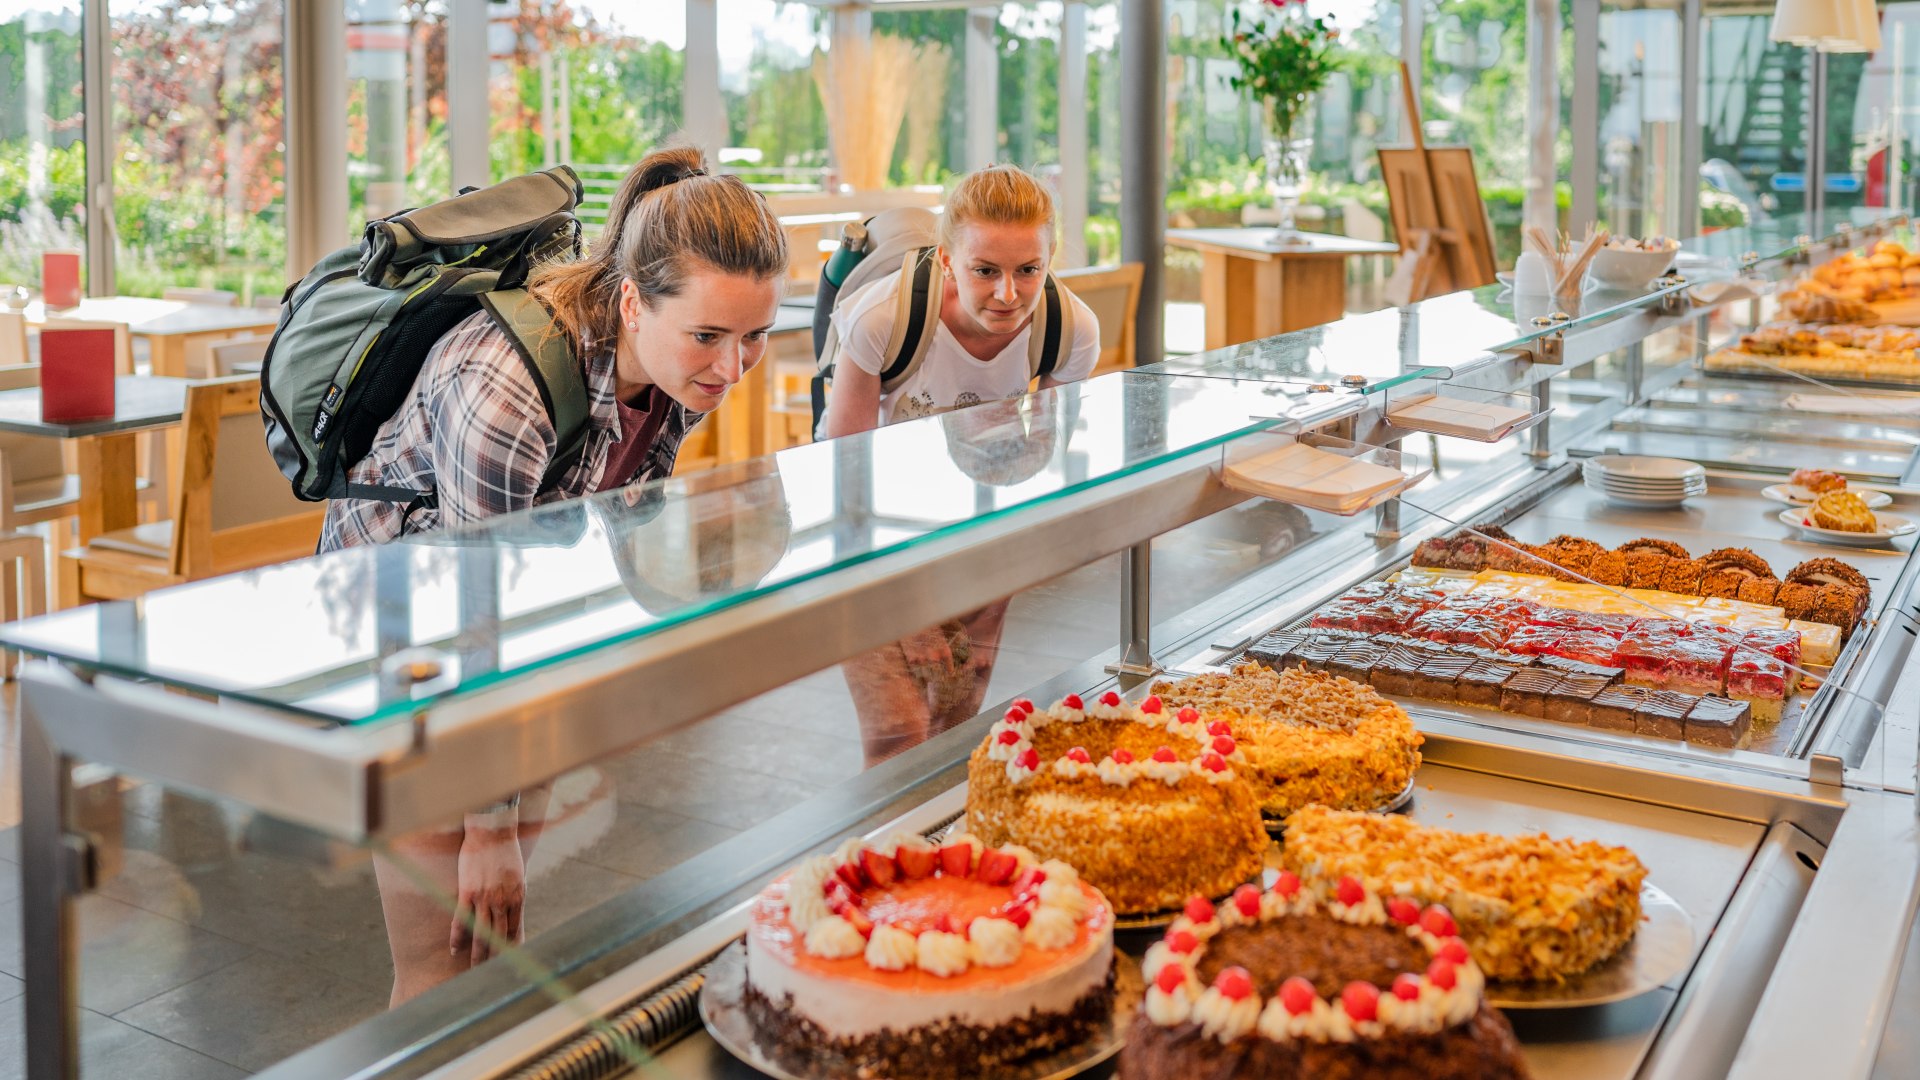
[1222,0,1341,242]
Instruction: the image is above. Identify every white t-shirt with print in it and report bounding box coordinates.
[832,269,1101,426]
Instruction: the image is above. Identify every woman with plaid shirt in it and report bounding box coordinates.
[345,146,789,1006]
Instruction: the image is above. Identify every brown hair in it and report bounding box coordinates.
[937,164,1058,253]
[529,145,788,352]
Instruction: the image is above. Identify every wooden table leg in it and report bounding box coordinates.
[1199,251,1232,352]
[1276,258,1348,332]
[75,433,138,542]
[146,334,185,378]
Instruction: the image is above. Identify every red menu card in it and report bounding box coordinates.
[41,249,81,309]
[39,328,116,422]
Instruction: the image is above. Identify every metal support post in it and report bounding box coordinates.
[1624,340,1645,405]
[1529,379,1554,464]
[683,0,724,160]
[1571,0,1600,232]
[1120,0,1166,368]
[1370,438,1403,540]
[446,0,490,193]
[1108,541,1159,688]
[1679,0,1703,233]
[80,0,112,295]
[1808,52,1828,224]
[21,680,80,1080]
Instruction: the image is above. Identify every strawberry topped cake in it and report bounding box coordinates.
[744,833,1115,1079]
[966,692,1269,914]
[1118,875,1530,1079]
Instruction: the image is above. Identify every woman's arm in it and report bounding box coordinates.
[818,360,884,439]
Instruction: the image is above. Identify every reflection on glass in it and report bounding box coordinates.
[0,374,1285,723]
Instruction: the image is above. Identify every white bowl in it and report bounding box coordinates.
[1584,455,1705,481]
[1586,245,1679,291]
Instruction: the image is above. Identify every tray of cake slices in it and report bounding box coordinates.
[1201,526,1874,759]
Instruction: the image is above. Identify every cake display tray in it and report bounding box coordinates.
[1486,882,1694,1009]
[698,942,1143,1080]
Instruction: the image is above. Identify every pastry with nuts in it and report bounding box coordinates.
[1277,807,1649,984]
[1150,666,1425,821]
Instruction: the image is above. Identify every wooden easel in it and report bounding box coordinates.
[1380,62,1497,305]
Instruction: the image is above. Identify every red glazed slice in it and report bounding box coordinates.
[1552,630,1625,668]
[1727,655,1789,700]
[1501,624,1563,656]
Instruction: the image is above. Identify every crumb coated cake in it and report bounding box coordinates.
[744,833,1115,1079]
[1278,807,1647,983]
[966,692,1269,915]
[1119,874,1530,1080]
[1150,666,1425,818]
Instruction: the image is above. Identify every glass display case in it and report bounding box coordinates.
[8,211,1919,1080]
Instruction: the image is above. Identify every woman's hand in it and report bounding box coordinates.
[450,825,526,964]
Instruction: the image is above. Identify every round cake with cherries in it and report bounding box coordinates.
[744,833,1115,1079]
[965,692,1269,914]
[1118,875,1531,1080]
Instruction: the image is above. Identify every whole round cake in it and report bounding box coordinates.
[744,832,1115,1079]
[965,692,1269,914]
[1119,875,1531,1080]
[1150,666,1425,819]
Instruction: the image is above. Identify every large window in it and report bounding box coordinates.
[0,2,86,294]
[110,0,285,300]
[719,0,828,192]
[487,0,684,229]
[1597,3,1685,239]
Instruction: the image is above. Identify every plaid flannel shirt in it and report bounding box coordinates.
[320,311,695,551]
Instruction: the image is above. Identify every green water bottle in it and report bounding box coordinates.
[824,221,869,289]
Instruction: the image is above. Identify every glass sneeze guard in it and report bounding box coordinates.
[0,372,1326,727]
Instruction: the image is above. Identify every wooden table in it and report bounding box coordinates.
[1167,228,1400,350]
[23,297,279,377]
[0,376,189,541]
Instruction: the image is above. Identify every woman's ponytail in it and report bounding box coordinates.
[530,144,788,354]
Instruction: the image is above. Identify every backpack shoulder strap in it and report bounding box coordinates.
[878,247,941,392]
[480,289,591,490]
[1028,274,1071,383]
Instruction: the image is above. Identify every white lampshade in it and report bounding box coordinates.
[1822,0,1881,53]
[1771,0,1843,45]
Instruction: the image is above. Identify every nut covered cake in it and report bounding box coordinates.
[1118,875,1530,1080]
[1278,807,1648,983]
[1150,666,1424,818]
[966,693,1269,914]
[744,834,1115,1079]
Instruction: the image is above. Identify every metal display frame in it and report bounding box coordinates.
[13,212,1920,1080]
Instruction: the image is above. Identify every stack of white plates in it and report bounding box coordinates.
[1582,455,1707,507]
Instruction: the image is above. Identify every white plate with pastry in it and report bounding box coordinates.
[1762,483,1893,510]
[1777,507,1916,546]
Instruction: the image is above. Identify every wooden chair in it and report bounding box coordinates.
[0,364,84,538]
[162,287,238,307]
[0,312,26,367]
[58,375,324,606]
[39,317,133,375]
[1057,263,1144,376]
[204,335,268,378]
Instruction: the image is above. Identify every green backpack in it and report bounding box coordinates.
[259,166,591,511]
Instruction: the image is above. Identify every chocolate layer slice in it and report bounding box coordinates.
[1634,690,1696,741]
[1536,656,1626,682]
[1456,660,1521,708]
[1368,646,1428,697]
[1499,669,1562,718]
[1590,685,1649,732]
[1244,630,1308,670]
[1686,695,1753,748]
[1411,656,1477,702]
[1290,636,1345,673]
[1547,672,1615,726]
[1326,640,1389,683]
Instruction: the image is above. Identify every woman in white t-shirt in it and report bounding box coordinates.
[818,165,1101,436]
[821,165,1100,764]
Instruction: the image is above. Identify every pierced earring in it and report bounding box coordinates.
[627,322,637,331]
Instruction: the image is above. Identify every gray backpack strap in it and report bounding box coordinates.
[479,289,590,490]
[878,247,942,392]
[1028,273,1071,383]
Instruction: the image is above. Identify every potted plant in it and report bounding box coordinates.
[1222,0,1341,241]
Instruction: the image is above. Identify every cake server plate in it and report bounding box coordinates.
[700,941,1143,1080]
[1263,774,1417,835]
[1484,882,1694,1009]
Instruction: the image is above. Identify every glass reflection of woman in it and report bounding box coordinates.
[817,166,1099,766]
[325,146,790,1006]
